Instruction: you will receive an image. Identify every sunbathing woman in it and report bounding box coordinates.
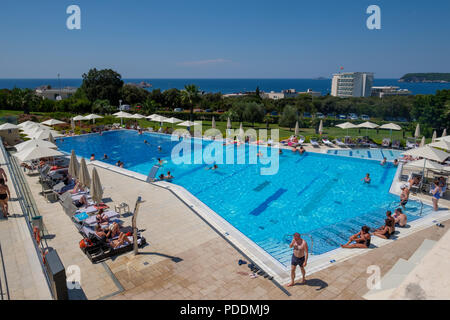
[96,209,109,226]
[110,232,131,249]
[372,218,395,239]
[74,195,88,208]
[341,226,371,249]
[95,225,108,241]
[70,180,84,194]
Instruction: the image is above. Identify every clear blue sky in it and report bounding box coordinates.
[0,0,449,78]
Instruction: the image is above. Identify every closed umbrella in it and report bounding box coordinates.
[68,150,80,178]
[78,158,91,188]
[432,131,437,143]
[294,121,299,136]
[442,129,447,138]
[227,117,232,129]
[41,119,66,126]
[212,116,216,129]
[239,123,245,140]
[15,139,57,152]
[318,120,323,135]
[71,118,75,130]
[90,167,103,204]
[14,146,63,162]
[414,124,421,139]
[48,132,56,144]
[420,136,426,147]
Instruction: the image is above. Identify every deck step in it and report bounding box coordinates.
[408,239,436,265]
[363,258,417,300]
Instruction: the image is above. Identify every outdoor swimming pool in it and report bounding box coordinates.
[327,148,403,161]
[58,131,432,266]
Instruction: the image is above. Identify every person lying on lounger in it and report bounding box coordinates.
[74,195,88,208]
[110,232,132,249]
[70,180,84,194]
[341,226,371,249]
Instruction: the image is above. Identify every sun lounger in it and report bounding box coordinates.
[80,225,146,263]
[334,139,346,147]
[406,139,417,149]
[382,138,391,147]
[298,136,305,145]
[310,138,320,147]
[344,137,356,148]
[73,210,120,228]
[322,138,334,147]
[392,140,401,149]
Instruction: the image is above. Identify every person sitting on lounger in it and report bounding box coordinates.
[380,157,387,166]
[393,208,407,227]
[70,180,84,194]
[341,226,371,249]
[373,218,395,239]
[96,209,109,226]
[362,173,371,184]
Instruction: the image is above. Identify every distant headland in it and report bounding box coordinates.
[399,73,450,83]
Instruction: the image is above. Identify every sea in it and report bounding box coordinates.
[0,78,448,95]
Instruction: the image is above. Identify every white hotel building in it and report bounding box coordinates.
[331,72,374,98]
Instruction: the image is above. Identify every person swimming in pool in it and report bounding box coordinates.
[144,140,149,145]
[299,146,305,155]
[207,164,218,170]
[103,154,108,160]
[279,149,283,155]
[362,173,371,184]
[157,158,164,166]
[257,151,263,157]
[380,157,387,166]
[393,159,399,167]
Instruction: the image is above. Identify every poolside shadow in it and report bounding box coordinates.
[102,197,113,204]
[294,278,328,291]
[67,282,88,300]
[138,251,183,263]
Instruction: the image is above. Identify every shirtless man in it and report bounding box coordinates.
[287,233,308,287]
[400,186,410,209]
[393,208,407,227]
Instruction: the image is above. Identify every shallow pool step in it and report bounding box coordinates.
[407,239,436,265]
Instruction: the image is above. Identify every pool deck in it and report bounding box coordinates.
[5,135,450,300]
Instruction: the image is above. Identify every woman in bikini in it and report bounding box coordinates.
[0,178,11,218]
[373,218,395,239]
[341,226,371,249]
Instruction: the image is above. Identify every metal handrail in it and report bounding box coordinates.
[0,244,10,300]
[409,195,424,216]
[0,138,53,298]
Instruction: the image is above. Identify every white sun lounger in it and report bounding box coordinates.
[310,139,320,147]
[334,139,346,147]
[322,139,334,147]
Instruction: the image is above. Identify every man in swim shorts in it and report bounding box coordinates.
[287,233,308,287]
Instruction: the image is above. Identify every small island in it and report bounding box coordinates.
[399,73,450,83]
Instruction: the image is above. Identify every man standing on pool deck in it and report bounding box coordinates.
[287,233,308,287]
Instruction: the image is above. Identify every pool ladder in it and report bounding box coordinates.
[284,233,314,255]
[387,197,424,216]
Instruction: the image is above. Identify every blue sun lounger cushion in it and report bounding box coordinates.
[74,212,89,221]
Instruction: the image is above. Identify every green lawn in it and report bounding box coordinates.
[0,109,425,144]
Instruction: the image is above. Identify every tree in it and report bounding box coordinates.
[120,84,150,105]
[243,102,265,126]
[181,84,201,120]
[279,105,298,131]
[81,68,124,105]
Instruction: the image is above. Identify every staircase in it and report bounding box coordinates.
[363,239,437,300]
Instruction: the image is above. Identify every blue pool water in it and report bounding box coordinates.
[328,149,403,161]
[58,131,431,266]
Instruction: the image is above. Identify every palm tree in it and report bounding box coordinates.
[181,84,200,121]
